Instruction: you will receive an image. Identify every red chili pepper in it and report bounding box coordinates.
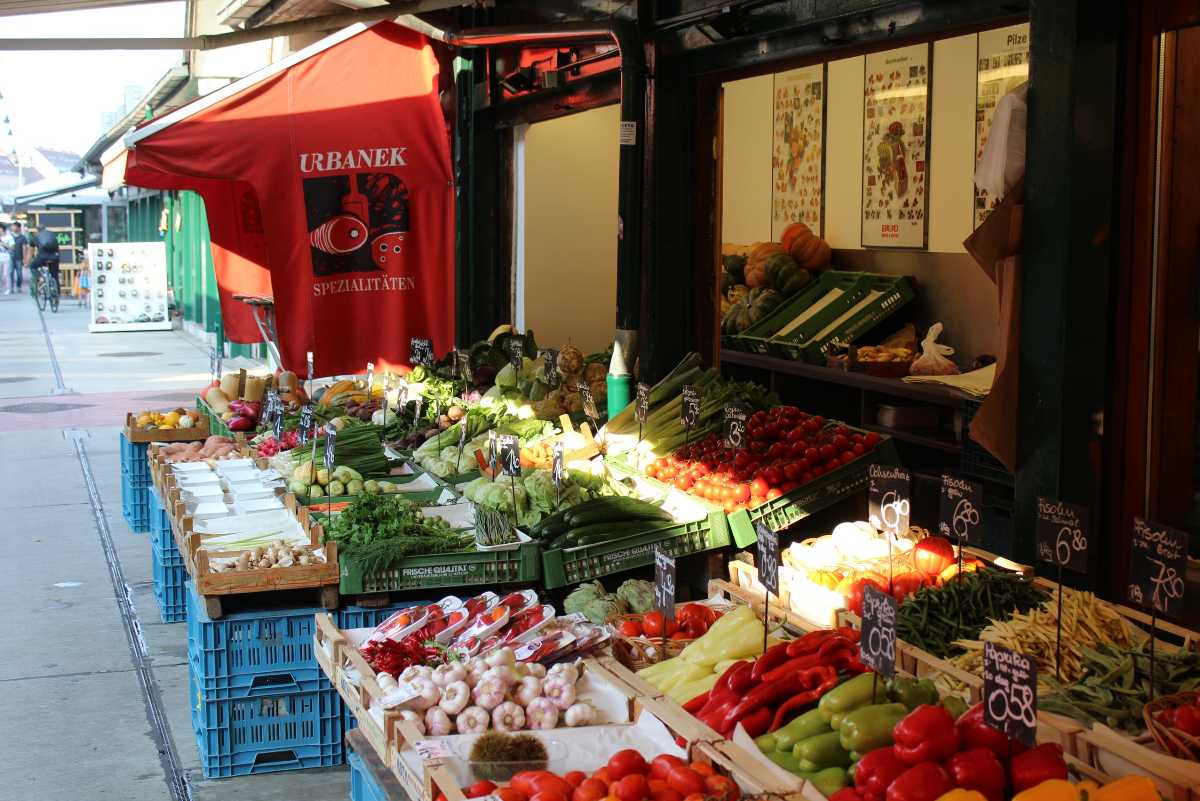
[760,652,822,683]
[737,705,773,738]
[728,659,757,693]
[893,704,961,765]
[751,641,792,681]
[1009,743,1067,793]
[768,665,839,731]
[683,691,710,714]
[785,628,840,658]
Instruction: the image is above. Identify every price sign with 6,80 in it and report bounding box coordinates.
[409,337,433,366]
[298,404,315,444]
[542,349,560,388]
[509,340,524,370]
[755,521,780,597]
[1128,517,1187,618]
[680,385,701,429]
[1035,497,1088,573]
[323,423,337,473]
[860,584,898,678]
[654,548,676,621]
[499,434,521,478]
[983,641,1038,747]
[868,464,910,538]
[723,403,749,449]
[939,474,983,543]
[635,382,650,426]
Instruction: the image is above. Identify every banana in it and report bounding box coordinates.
[486,324,514,344]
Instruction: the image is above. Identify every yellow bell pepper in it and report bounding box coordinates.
[666,671,719,705]
[936,790,988,801]
[1014,780,1084,801]
[677,605,766,668]
[1093,776,1159,801]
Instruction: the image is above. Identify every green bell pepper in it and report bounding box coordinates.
[819,673,889,723]
[886,677,939,711]
[764,749,803,773]
[838,702,909,754]
[795,767,848,797]
[942,694,969,721]
[773,708,832,751]
[794,731,852,771]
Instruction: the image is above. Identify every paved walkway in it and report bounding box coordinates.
[0,293,348,800]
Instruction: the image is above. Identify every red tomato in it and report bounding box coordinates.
[613,775,649,801]
[913,536,957,576]
[670,630,690,640]
[618,619,643,637]
[652,791,683,801]
[722,499,738,514]
[688,763,715,778]
[767,442,787,459]
[650,755,686,781]
[819,444,835,461]
[641,611,665,638]
[832,434,848,450]
[750,477,769,498]
[766,488,782,500]
[575,779,609,801]
[890,571,927,602]
[853,443,865,456]
[513,774,550,797]
[733,483,751,504]
[673,475,693,491]
[607,750,649,782]
[645,464,659,479]
[843,576,888,616]
[804,418,820,433]
[840,452,855,466]
[1174,705,1200,736]
[532,775,575,800]
[498,789,528,801]
[864,431,882,446]
[762,466,783,487]
[591,769,613,787]
[468,782,499,798]
[804,447,819,461]
[666,767,706,797]
[704,775,740,801]
[783,462,803,482]
[529,792,567,801]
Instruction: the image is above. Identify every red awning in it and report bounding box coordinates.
[125,21,454,375]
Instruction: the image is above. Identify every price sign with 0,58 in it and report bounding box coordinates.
[654,548,676,622]
[1035,497,1089,574]
[983,641,1038,747]
[756,521,780,597]
[860,584,898,678]
[1128,517,1187,618]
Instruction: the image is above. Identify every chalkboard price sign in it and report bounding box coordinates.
[983,642,1038,747]
[542,349,560,388]
[306,351,314,385]
[868,464,911,537]
[756,521,780,597]
[298,404,315,444]
[509,340,524,370]
[552,442,565,487]
[273,408,284,440]
[500,434,521,477]
[1128,517,1187,618]
[577,380,599,421]
[723,404,749,450]
[654,549,676,621]
[636,382,650,426]
[681,385,701,429]
[487,430,498,474]
[860,584,898,678]
[939,474,983,543]
[1035,497,1089,573]
[366,361,375,391]
[409,338,433,366]
[323,423,337,473]
[455,350,472,384]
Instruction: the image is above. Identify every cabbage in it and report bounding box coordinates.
[495,363,518,389]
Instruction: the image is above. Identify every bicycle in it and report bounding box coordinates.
[33,264,59,313]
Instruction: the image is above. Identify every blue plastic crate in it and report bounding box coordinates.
[121,479,150,533]
[349,746,388,801]
[336,601,428,631]
[153,549,187,623]
[189,663,344,778]
[120,432,152,485]
[148,486,172,540]
[186,581,324,683]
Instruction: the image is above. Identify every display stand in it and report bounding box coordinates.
[87,242,170,332]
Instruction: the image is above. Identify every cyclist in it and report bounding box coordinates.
[29,225,60,291]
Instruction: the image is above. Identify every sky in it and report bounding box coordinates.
[0,1,185,157]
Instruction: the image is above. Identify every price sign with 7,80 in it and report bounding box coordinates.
[1035,497,1088,574]
[1128,517,1187,618]
[983,641,1038,747]
[860,584,897,678]
[654,549,676,622]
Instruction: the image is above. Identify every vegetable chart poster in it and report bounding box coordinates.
[974,23,1030,228]
[771,65,826,239]
[861,43,930,249]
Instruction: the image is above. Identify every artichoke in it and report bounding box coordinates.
[581,593,627,625]
[616,579,656,614]
[564,580,607,617]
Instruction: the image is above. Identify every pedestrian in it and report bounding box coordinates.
[0,224,13,295]
[77,249,90,306]
[29,224,61,291]
[9,220,27,293]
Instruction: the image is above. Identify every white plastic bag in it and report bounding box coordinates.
[910,322,959,376]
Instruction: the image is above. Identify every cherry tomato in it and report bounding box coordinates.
[750,477,769,498]
[529,792,567,801]
[804,447,819,461]
[853,443,865,456]
[864,431,882,446]
[513,773,549,797]
[763,466,783,487]
[704,776,740,801]
[804,418,820,433]
[532,776,575,800]
[1174,705,1200,736]
[840,452,856,466]
[498,789,529,801]
[733,483,751,504]
[652,790,683,801]
[564,774,587,790]
[613,774,649,801]
[674,475,693,491]
[618,619,643,637]
[607,750,648,782]
[766,488,782,500]
[650,756,687,781]
[573,781,607,801]
[688,763,715,778]
[832,434,849,450]
[670,630,690,640]
[591,769,613,787]
[666,767,706,797]
[819,444,835,461]
[468,781,499,798]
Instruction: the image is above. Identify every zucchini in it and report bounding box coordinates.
[530,507,571,536]
[563,498,667,526]
[565,521,664,546]
[534,519,572,540]
[566,508,672,528]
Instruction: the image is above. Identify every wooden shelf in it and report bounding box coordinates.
[860,423,962,454]
[720,349,970,407]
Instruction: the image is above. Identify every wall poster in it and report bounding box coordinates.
[771,64,826,239]
[974,23,1030,228]
[861,43,931,249]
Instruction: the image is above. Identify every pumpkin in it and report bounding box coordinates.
[745,260,768,288]
[726,283,749,304]
[722,254,747,282]
[748,241,784,269]
[780,222,812,254]
[784,223,833,271]
[722,302,753,335]
[722,287,783,334]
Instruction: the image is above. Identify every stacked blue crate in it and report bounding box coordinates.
[119,432,151,533]
[336,601,425,734]
[185,582,344,777]
[149,488,186,623]
[348,745,389,801]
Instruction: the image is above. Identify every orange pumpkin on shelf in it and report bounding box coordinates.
[745,242,785,288]
[781,221,832,271]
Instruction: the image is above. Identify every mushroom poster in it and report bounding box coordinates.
[861,43,931,248]
[974,23,1030,228]
[771,65,826,240]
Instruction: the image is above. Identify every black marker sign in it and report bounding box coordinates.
[983,642,1038,747]
[680,385,701,429]
[455,350,472,384]
[1035,497,1088,574]
[509,340,524,370]
[409,338,433,367]
[298,404,315,444]
[552,442,565,487]
[860,584,898,678]
[755,521,780,597]
[939,474,983,543]
[306,351,314,385]
[323,423,337,473]
[1129,517,1187,618]
[577,380,599,421]
[868,464,911,538]
[499,434,521,478]
[366,361,375,392]
[542,349,559,388]
[487,430,498,474]
[654,549,676,621]
[724,403,749,450]
[635,382,650,427]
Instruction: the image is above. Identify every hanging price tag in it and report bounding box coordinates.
[552,442,565,487]
[939,474,983,542]
[298,404,315,444]
[1035,497,1089,573]
[635,382,650,426]
[577,380,599,421]
[983,642,1038,747]
[366,361,375,392]
[869,465,911,537]
[723,403,749,450]
[654,549,676,621]
[1128,517,1187,617]
[542,349,560,388]
[509,340,524,370]
[409,338,433,367]
[755,521,780,597]
[860,584,898,678]
[680,385,701,429]
[306,351,314,384]
[488,430,498,474]
[456,417,469,471]
[323,423,337,473]
[412,394,423,425]
[499,434,521,478]
[455,349,472,384]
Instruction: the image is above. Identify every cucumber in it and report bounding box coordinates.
[566,521,661,546]
[566,508,672,528]
[563,498,667,527]
[530,507,571,536]
[534,519,572,540]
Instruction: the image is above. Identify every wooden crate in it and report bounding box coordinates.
[1074,725,1200,801]
[1031,576,1200,650]
[586,655,667,702]
[124,412,210,444]
[314,612,396,763]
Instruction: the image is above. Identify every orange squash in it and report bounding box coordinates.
[780,222,812,254]
[787,228,832,271]
[747,242,784,267]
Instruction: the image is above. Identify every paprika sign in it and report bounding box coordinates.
[755,521,780,597]
[983,641,1038,747]
[860,584,897,678]
[654,548,676,621]
[1035,497,1088,574]
[869,464,910,538]
[939,473,983,543]
[1128,517,1187,618]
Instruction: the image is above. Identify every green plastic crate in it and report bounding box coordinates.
[541,512,730,589]
[733,272,866,354]
[727,437,899,547]
[773,275,914,363]
[195,396,232,437]
[339,540,541,593]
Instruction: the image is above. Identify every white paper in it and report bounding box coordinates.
[732,722,804,788]
[421,502,476,529]
[393,474,440,492]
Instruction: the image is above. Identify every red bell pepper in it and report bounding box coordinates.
[1009,743,1067,793]
[751,641,792,681]
[957,703,1026,759]
[728,659,758,693]
[893,704,961,765]
[829,790,866,801]
[768,665,839,731]
[852,746,908,801]
[945,748,1006,801]
[885,762,953,801]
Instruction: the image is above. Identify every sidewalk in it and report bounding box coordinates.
[0,294,347,800]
